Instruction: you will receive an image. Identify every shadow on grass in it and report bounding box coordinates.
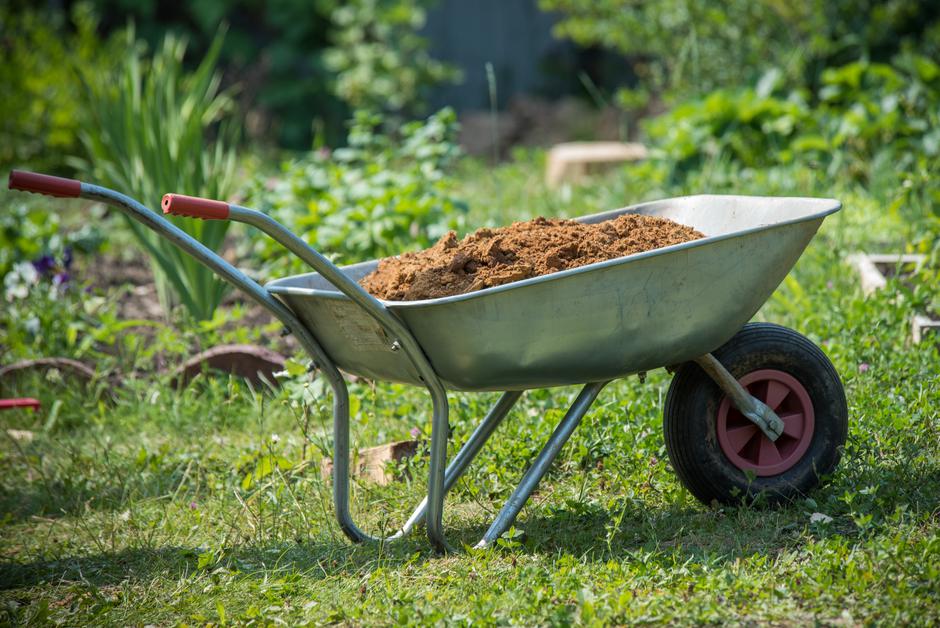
[0,468,201,525]
[3,463,938,591]
[0,537,431,591]
[515,464,940,560]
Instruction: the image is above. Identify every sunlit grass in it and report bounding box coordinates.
[1,156,937,624]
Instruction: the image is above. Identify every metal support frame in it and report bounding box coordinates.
[694,353,784,440]
[477,382,608,547]
[226,205,454,550]
[78,186,602,552]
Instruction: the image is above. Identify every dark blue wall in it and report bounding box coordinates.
[422,0,579,111]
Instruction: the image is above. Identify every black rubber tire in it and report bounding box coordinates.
[663,323,848,505]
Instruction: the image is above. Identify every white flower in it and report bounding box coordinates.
[4,262,39,301]
[15,262,38,284]
[271,433,281,444]
[810,512,833,524]
[24,316,40,335]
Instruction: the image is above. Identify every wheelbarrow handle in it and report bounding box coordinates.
[8,170,82,198]
[160,190,452,551]
[159,192,444,393]
[162,193,230,220]
[0,398,41,412]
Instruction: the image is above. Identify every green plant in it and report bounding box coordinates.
[324,0,460,115]
[248,108,467,273]
[0,3,119,172]
[75,28,239,321]
[0,199,103,284]
[541,0,940,98]
[1,271,113,364]
[82,0,459,146]
[644,53,940,184]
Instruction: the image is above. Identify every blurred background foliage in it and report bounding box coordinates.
[73,27,240,320]
[324,0,461,117]
[0,0,938,324]
[0,4,119,173]
[541,0,940,98]
[246,108,466,275]
[4,0,939,163]
[42,0,459,150]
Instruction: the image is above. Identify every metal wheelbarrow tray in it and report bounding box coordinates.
[267,195,839,391]
[9,170,849,553]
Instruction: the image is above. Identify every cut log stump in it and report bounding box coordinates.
[546,141,648,188]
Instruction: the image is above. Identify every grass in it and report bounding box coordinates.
[1,154,938,625]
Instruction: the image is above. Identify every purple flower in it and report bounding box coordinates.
[858,362,870,373]
[409,427,422,439]
[53,272,70,287]
[63,246,73,270]
[189,501,198,510]
[826,280,834,290]
[31,254,56,275]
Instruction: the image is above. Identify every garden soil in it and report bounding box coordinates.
[360,214,704,301]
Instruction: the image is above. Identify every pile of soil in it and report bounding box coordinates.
[360,214,705,301]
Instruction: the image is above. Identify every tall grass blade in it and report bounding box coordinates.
[75,27,238,320]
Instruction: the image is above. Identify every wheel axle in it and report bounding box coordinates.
[694,353,785,441]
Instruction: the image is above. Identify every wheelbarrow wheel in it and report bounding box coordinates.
[663,323,847,505]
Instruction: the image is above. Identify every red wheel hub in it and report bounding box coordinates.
[716,369,814,477]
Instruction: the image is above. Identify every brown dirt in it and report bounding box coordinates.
[360,214,704,301]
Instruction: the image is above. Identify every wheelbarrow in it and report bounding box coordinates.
[8,170,849,552]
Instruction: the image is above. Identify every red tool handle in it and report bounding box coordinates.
[0,398,41,412]
[8,170,81,198]
[161,193,230,220]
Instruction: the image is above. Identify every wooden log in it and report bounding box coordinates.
[321,440,421,486]
[546,141,648,188]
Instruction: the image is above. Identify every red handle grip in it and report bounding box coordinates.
[0,398,41,412]
[9,170,82,198]
[161,193,230,220]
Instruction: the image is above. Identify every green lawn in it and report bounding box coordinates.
[1,157,938,625]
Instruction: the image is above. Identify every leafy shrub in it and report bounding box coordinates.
[247,108,467,274]
[0,4,118,172]
[644,79,812,170]
[324,0,460,115]
[75,29,239,321]
[541,0,940,97]
[645,53,940,181]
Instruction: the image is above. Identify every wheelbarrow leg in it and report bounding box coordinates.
[332,388,523,548]
[331,379,453,551]
[395,391,523,537]
[476,382,608,548]
[331,377,376,544]
[424,386,453,552]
